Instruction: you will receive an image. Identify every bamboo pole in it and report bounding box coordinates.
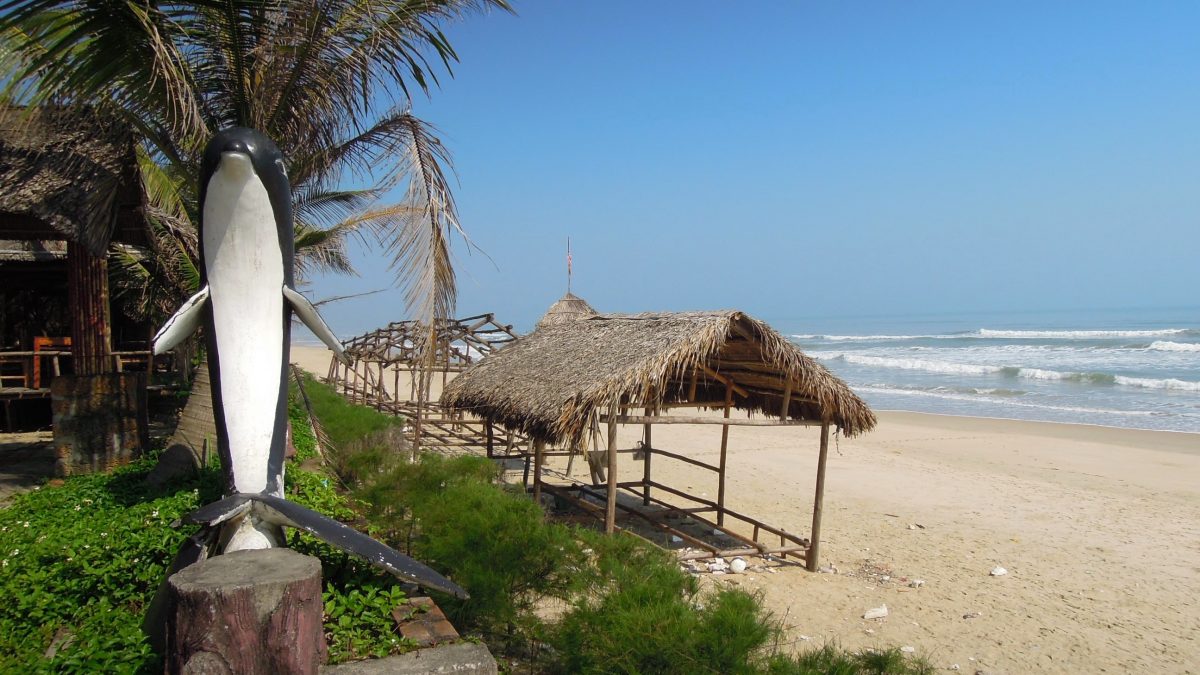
[533,439,545,506]
[642,406,653,506]
[808,422,831,571]
[605,404,618,534]
[717,384,733,526]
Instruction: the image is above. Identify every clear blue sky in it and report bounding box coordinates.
[305,1,1200,337]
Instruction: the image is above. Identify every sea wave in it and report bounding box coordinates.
[977,328,1192,339]
[792,333,947,341]
[1113,376,1200,391]
[1147,340,1200,352]
[827,354,1003,375]
[857,385,1158,416]
[819,353,1200,392]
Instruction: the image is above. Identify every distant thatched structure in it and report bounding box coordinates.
[535,292,598,329]
[0,106,145,254]
[443,309,875,569]
[444,310,875,445]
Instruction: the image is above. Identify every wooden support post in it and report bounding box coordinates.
[717,383,733,526]
[166,549,325,674]
[642,406,653,506]
[605,404,618,534]
[485,418,494,457]
[66,242,114,375]
[533,439,545,505]
[780,381,793,419]
[808,422,831,572]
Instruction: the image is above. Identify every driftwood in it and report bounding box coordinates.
[166,549,325,674]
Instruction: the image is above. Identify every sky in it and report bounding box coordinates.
[303,1,1200,338]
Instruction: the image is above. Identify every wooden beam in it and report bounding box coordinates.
[605,405,618,534]
[644,447,720,473]
[808,422,831,572]
[699,365,748,398]
[780,381,793,419]
[717,384,732,526]
[598,414,823,427]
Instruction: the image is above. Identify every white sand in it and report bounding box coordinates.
[291,344,1200,672]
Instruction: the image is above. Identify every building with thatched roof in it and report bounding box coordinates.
[0,106,150,471]
[535,291,598,329]
[443,310,875,569]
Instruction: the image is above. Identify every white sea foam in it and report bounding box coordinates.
[819,353,1004,375]
[793,334,943,341]
[1113,376,1200,391]
[858,385,1157,416]
[1147,340,1200,352]
[821,352,1200,392]
[977,328,1190,339]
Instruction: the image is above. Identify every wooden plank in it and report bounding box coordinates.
[599,414,823,427]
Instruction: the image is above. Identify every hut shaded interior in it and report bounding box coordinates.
[0,107,153,449]
[442,310,876,568]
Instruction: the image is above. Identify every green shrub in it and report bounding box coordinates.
[352,454,581,639]
[549,531,773,675]
[764,644,936,675]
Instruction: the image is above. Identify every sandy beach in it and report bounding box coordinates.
[291,345,1200,673]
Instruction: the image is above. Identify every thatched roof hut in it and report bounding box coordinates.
[443,310,875,444]
[0,106,145,254]
[535,292,598,329]
[444,309,875,568]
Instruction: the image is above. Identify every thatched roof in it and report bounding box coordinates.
[0,106,146,254]
[443,310,876,444]
[536,292,598,329]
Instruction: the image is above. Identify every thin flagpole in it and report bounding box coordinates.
[567,237,573,294]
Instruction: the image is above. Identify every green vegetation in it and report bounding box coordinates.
[0,376,933,673]
[0,393,412,672]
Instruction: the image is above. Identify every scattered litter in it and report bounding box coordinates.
[711,570,726,575]
[798,635,812,641]
[962,612,981,619]
[901,646,915,653]
[990,566,1008,577]
[864,628,875,634]
[863,604,889,620]
[669,535,683,543]
[818,565,837,574]
[950,665,960,671]
[907,523,926,530]
[730,557,747,574]
[909,579,925,588]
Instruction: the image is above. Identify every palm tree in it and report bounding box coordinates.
[1,0,511,438]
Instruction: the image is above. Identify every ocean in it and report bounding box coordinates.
[781,307,1200,433]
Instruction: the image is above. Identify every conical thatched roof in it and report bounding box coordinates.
[0,106,146,254]
[443,310,876,444]
[535,292,598,329]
